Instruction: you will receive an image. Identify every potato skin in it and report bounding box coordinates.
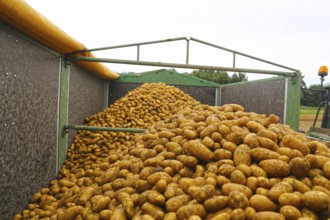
[176,204,206,220]
[233,145,251,166]
[228,191,249,209]
[278,192,301,208]
[280,205,301,220]
[258,159,290,178]
[289,157,310,178]
[184,140,214,162]
[204,196,228,212]
[250,148,280,161]
[249,194,278,212]
[302,190,330,212]
[221,183,252,198]
[252,211,285,220]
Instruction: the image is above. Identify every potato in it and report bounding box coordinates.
[57,206,83,220]
[209,213,230,220]
[222,183,252,198]
[176,204,206,220]
[323,161,330,178]
[226,131,244,145]
[302,190,330,212]
[164,212,177,220]
[165,195,190,212]
[183,129,198,140]
[312,176,330,191]
[236,164,251,178]
[246,177,258,193]
[259,159,290,178]
[200,125,218,139]
[214,149,232,160]
[110,205,127,220]
[244,207,256,220]
[141,202,164,220]
[280,205,301,220]
[278,192,301,208]
[283,178,311,194]
[233,144,251,166]
[187,184,215,202]
[147,172,172,186]
[281,135,310,156]
[228,191,249,209]
[252,211,285,220]
[256,136,279,151]
[268,181,293,202]
[250,148,280,161]
[183,140,214,162]
[249,194,278,212]
[243,133,259,149]
[218,164,236,177]
[289,157,310,178]
[176,155,198,168]
[257,129,278,142]
[77,187,96,205]
[230,208,245,220]
[250,164,267,177]
[247,121,265,133]
[204,196,228,212]
[230,170,246,185]
[90,195,111,213]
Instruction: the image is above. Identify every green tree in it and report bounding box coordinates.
[301,84,323,107]
[190,69,248,84]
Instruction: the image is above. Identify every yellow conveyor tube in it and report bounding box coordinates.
[0,0,119,80]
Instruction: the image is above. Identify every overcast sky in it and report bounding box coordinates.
[26,0,330,86]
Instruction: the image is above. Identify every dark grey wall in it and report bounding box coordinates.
[68,65,107,142]
[220,78,286,122]
[0,23,107,219]
[108,82,217,105]
[0,25,59,219]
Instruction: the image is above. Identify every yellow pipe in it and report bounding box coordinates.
[0,0,119,80]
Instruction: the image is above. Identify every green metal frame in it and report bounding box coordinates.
[57,57,70,172]
[285,74,302,130]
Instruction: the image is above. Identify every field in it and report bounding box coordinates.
[299,106,323,132]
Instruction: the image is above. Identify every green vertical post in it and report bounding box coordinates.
[57,56,70,172]
[215,86,221,106]
[285,72,302,130]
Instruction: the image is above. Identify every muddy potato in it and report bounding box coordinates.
[222,183,252,198]
[214,149,232,160]
[233,144,251,166]
[289,157,310,178]
[281,135,310,156]
[165,195,190,212]
[250,148,280,161]
[230,170,246,185]
[183,140,214,162]
[280,205,301,220]
[249,194,278,212]
[259,159,290,178]
[228,191,249,209]
[244,207,256,220]
[250,164,267,178]
[141,202,164,220]
[302,190,330,212]
[176,204,206,220]
[278,192,301,208]
[268,181,293,202]
[252,211,285,220]
[204,196,228,212]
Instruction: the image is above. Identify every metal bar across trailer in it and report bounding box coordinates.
[67,56,297,77]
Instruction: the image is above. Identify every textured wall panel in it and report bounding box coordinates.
[108,82,216,105]
[0,26,59,219]
[220,79,286,122]
[68,65,106,143]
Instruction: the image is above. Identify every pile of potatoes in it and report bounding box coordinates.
[14,83,330,220]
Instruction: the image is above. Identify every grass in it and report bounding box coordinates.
[300,105,324,115]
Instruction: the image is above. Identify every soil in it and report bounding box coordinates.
[299,114,322,133]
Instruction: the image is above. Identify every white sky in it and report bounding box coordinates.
[26,0,330,86]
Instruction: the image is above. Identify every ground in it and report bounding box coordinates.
[299,114,322,132]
